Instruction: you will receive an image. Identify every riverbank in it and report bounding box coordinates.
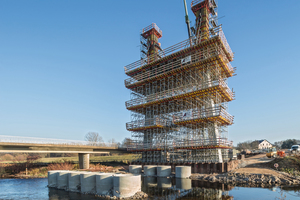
[0,160,129,179]
[2,154,300,187]
[191,154,300,186]
[191,171,300,186]
[0,174,47,179]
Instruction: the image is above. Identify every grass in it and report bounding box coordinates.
[0,154,140,164]
[0,154,139,177]
[36,157,78,163]
[34,154,139,164]
[270,155,300,176]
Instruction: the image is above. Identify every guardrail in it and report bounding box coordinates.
[127,137,232,151]
[191,0,205,7]
[124,26,233,74]
[173,106,234,124]
[125,45,233,88]
[0,135,118,148]
[175,138,233,148]
[126,118,172,130]
[142,23,162,36]
[191,0,217,10]
[125,79,234,109]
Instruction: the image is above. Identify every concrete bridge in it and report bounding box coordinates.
[0,135,128,169]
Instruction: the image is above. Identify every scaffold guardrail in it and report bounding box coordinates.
[125,45,234,88]
[175,137,233,149]
[142,23,162,37]
[191,0,216,10]
[124,26,233,74]
[127,137,232,151]
[219,29,234,59]
[173,106,234,125]
[125,79,234,109]
[126,118,172,131]
[191,0,205,7]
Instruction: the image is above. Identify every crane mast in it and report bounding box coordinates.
[183,0,192,38]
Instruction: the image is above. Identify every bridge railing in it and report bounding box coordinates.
[0,135,118,148]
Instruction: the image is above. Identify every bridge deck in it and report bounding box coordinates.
[0,142,127,154]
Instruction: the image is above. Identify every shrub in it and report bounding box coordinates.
[14,154,27,162]
[1,154,14,161]
[47,161,74,171]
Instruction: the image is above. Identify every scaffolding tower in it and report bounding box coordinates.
[124,0,235,164]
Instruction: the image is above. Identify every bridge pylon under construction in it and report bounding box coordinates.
[124,0,235,165]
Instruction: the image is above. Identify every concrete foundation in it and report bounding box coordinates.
[175,166,191,178]
[157,177,172,189]
[96,173,114,195]
[113,174,141,198]
[68,171,81,192]
[78,153,89,169]
[176,178,192,190]
[57,171,69,190]
[80,172,97,194]
[144,165,157,176]
[157,165,171,177]
[129,165,142,174]
[48,171,60,188]
[132,160,241,174]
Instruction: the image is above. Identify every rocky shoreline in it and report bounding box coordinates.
[95,191,148,199]
[191,171,300,186]
[0,174,46,179]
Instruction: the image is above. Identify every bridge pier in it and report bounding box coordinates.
[79,153,89,169]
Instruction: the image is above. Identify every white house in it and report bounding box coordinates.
[257,139,273,149]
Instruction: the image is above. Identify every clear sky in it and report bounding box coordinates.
[0,0,299,145]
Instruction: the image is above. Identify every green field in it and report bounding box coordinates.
[0,154,141,164]
[35,154,139,163]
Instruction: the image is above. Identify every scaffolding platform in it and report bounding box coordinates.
[124,1,235,164]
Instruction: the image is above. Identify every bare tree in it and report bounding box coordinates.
[108,138,116,143]
[108,138,117,147]
[84,132,103,146]
[122,137,133,148]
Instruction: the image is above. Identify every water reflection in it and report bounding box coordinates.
[158,177,172,189]
[141,177,232,200]
[48,188,104,200]
[143,176,157,188]
[176,178,192,190]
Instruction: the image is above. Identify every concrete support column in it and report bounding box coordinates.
[200,163,204,174]
[218,163,224,173]
[79,153,89,169]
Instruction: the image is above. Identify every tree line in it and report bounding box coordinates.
[84,132,133,148]
[236,139,300,151]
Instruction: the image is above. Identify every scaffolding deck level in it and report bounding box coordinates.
[126,83,234,111]
[124,32,233,76]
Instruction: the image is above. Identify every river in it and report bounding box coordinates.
[0,178,299,200]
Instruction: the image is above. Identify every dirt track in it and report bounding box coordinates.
[191,154,300,185]
[233,154,280,175]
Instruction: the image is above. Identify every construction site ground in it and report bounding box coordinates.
[191,153,300,186]
[233,153,281,175]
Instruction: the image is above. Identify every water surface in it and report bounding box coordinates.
[0,178,299,200]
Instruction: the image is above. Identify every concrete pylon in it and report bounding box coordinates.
[78,153,89,169]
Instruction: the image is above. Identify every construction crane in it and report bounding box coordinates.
[183,0,192,39]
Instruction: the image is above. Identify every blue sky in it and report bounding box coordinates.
[0,0,299,145]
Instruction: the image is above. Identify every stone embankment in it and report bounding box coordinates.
[95,191,148,199]
[191,172,300,186]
